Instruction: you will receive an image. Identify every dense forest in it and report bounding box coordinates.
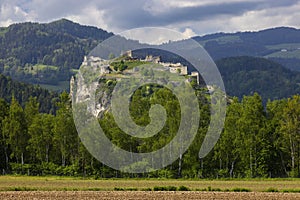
[0,82,299,178]
[0,19,113,85]
[0,74,58,113]
[216,56,300,103]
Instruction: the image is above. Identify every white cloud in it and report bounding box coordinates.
[0,19,12,27]
[66,6,109,31]
[227,1,300,32]
[0,2,35,26]
[182,28,197,39]
[120,28,189,45]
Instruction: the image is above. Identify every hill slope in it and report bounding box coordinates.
[0,19,113,86]
[194,27,300,71]
[216,56,300,102]
[0,74,58,113]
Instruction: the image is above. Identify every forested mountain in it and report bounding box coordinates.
[0,19,113,86]
[0,19,300,100]
[0,74,58,113]
[193,27,300,71]
[216,56,300,103]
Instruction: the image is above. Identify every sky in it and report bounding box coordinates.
[1,0,300,37]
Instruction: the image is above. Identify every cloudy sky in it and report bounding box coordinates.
[1,0,300,37]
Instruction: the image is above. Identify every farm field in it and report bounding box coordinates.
[0,176,300,192]
[1,191,300,200]
[0,176,300,199]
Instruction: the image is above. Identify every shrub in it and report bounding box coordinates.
[231,188,251,192]
[265,188,279,192]
[282,189,300,193]
[153,186,177,191]
[141,188,152,191]
[178,186,190,191]
[114,187,124,191]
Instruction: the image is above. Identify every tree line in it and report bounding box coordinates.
[0,88,299,178]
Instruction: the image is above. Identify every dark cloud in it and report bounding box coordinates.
[258,0,299,8]
[102,0,300,29]
[1,0,300,34]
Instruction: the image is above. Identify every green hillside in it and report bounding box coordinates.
[216,56,300,103]
[194,27,300,71]
[0,19,113,87]
[0,73,58,113]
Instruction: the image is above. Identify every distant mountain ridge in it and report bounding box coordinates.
[195,27,300,45]
[193,27,300,71]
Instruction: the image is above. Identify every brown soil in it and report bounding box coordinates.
[0,191,300,200]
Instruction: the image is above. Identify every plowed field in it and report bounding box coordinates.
[1,191,300,200]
